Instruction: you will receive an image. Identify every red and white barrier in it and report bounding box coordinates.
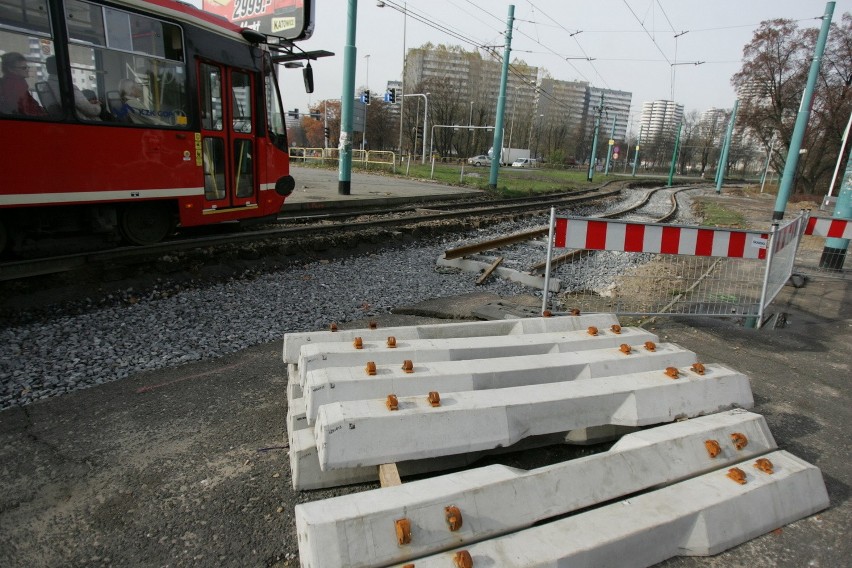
[553,218,768,259]
[805,216,852,239]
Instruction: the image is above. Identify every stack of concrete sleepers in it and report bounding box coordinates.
[283,314,829,568]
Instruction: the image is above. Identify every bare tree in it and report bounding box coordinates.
[732,14,852,194]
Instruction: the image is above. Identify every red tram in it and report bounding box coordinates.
[0,0,310,253]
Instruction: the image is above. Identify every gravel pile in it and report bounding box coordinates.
[0,187,700,411]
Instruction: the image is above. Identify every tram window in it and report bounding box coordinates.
[264,62,285,140]
[203,137,226,201]
[0,0,52,119]
[231,70,251,133]
[67,1,183,62]
[200,62,222,131]
[0,0,51,35]
[234,139,253,198]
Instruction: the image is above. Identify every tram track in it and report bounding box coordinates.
[0,184,629,282]
[443,184,702,269]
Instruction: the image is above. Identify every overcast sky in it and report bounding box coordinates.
[197,0,852,124]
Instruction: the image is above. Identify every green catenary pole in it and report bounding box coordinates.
[773,1,835,220]
[820,146,852,268]
[715,99,739,194]
[337,0,358,195]
[488,5,514,190]
[604,114,617,175]
[667,122,682,187]
[632,125,642,177]
[587,93,603,182]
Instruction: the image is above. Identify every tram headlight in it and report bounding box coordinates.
[275,175,296,197]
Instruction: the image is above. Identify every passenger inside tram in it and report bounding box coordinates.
[0,52,46,117]
[116,77,167,125]
[45,55,102,120]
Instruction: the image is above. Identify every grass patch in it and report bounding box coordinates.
[694,201,747,228]
[292,159,646,197]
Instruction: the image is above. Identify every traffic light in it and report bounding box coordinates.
[360,90,371,104]
[416,125,423,139]
[323,127,330,139]
[387,89,396,103]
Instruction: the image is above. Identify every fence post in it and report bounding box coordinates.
[541,207,557,315]
[755,223,779,329]
[430,156,436,179]
[406,154,411,176]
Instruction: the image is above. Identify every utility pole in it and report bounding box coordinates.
[668,122,683,187]
[587,92,604,182]
[773,1,835,220]
[604,113,617,175]
[488,5,514,190]
[820,141,852,269]
[715,100,738,194]
[337,0,357,195]
[632,124,642,177]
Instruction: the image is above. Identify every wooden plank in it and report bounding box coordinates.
[378,463,402,487]
[476,256,504,285]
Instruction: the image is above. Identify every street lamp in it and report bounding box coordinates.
[377,0,407,156]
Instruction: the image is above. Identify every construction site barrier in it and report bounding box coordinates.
[541,210,837,328]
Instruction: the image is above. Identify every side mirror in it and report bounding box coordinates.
[303,62,314,93]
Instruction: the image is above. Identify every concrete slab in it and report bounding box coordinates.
[295,410,776,568]
[301,342,697,424]
[283,313,618,364]
[289,426,572,491]
[296,325,656,385]
[396,450,828,568]
[315,363,754,470]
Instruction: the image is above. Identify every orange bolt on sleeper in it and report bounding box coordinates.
[445,505,463,531]
[665,367,679,379]
[387,336,397,348]
[731,432,749,450]
[727,467,747,485]
[329,322,338,332]
[705,439,722,458]
[570,308,581,316]
[611,324,622,334]
[691,362,706,375]
[386,394,399,411]
[644,341,656,351]
[353,337,363,349]
[369,321,378,330]
[365,361,377,376]
[619,344,632,355]
[587,326,598,336]
[542,310,552,317]
[454,550,473,568]
[754,458,774,474]
[402,360,414,373]
[395,518,412,545]
[427,391,441,407]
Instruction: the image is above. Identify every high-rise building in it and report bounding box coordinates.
[639,100,684,140]
[536,77,588,135]
[584,87,632,142]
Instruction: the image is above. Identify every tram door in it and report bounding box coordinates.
[198,62,257,211]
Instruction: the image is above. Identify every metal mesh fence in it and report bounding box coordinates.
[551,251,766,318]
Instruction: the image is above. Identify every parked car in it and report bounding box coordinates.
[511,158,537,168]
[467,154,491,166]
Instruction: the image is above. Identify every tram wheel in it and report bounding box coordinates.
[119,202,175,246]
